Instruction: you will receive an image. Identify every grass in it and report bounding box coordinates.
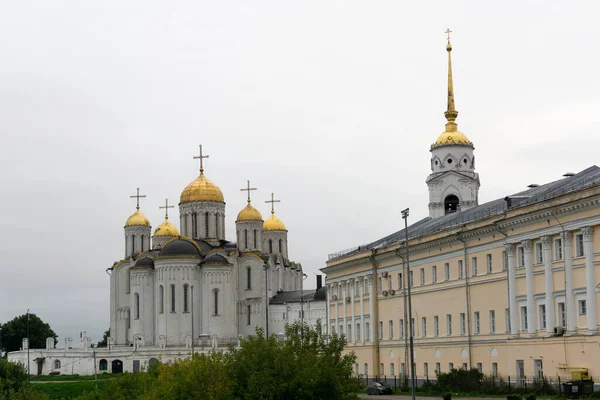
[31,373,119,382]
[32,380,111,399]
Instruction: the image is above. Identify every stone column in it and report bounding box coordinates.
[563,231,576,333]
[582,226,597,332]
[541,236,555,334]
[335,284,339,335]
[326,284,331,336]
[505,243,518,335]
[369,277,374,342]
[351,279,356,344]
[208,212,216,239]
[341,281,346,336]
[522,240,536,335]
[360,278,365,344]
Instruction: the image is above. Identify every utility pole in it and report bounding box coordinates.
[93,349,98,389]
[264,262,269,337]
[401,209,416,400]
[26,310,30,383]
[191,286,195,356]
[301,273,307,341]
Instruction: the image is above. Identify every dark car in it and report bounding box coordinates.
[366,381,393,395]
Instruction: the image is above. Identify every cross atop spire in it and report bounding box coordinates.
[265,192,281,214]
[130,188,146,210]
[193,144,210,173]
[444,28,458,130]
[159,198,174,219]
[240,180,257,203]
[445,28,452,44]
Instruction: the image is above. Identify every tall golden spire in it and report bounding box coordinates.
[444,28,458,132]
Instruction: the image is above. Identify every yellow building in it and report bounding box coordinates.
[321,38,600,381]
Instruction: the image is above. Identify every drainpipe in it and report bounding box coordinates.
[395,248,408,384]
[369,249,380,377]
[492,220,510,332]
[456,232,473,369]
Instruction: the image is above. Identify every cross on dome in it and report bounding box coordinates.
[130,187,146,210]
[445,27,452,44]
[265,192,281,214]
[240,180,257,203]
[193,144,210,173]
[159,198,174,219]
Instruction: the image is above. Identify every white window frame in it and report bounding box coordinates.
[446,314,452,336]
[471,257,478,276]
[432,265,437,283]
[474,311,480,334]
[489,310,496,333]
[575,233,584,257]
[579,300,587,315]
[460,313,466,335]
[518,246,525,268]
[422,317,427,337]
[458,260,464,278]
[539,304,546,330]
[520,305,528,331]
[486,254,492,274]
[389,320,394,339]
[554,237,563,261]
[420,268,425,285]
[535,242,543,264]
[445,263,450,281]
[434,316,439,337]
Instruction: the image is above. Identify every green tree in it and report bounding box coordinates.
[96,329,110,348]
[0,314,57,354]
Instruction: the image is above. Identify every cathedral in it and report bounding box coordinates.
[111,149,305,347]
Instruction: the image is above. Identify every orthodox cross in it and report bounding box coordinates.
[159,198,174,219]
[130,188,146,210]
[265,192,280,214]
[193,144,210,173]
[240,180,257,202]
[445,28,452,43]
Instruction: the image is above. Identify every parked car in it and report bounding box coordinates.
[366,381,393,395]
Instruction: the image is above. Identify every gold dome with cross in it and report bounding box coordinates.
[180,145,225,204]
[263,193,287,231]
[154,198,180,237]
[236,180,263,221]
[125,188,151,227]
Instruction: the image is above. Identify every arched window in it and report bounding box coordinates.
[213,289,219,315]
[134,293,140,319]
[216,214,220,238]
[244,229,248,249]
[54,359,61,370]
[444,195,460,215]
[183,284,189,313]
[205,212,209,236]
[269,239,273,253]
[279,239,283,254]
[131,235,135,256]
[141,236,144,252]
[253,230,257,249]
[170,284,176,313]
[192,213,198,238]
[159,285,164,314]
[99,359,108,371]
[247,267,252,290]
[247,304,251,325]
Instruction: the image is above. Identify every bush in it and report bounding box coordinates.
[435,368,484,393]
[442,392,452,400]
[525,394,536,400]
[506,395,522,400]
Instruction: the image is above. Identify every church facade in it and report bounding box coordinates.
[322,38,600,381]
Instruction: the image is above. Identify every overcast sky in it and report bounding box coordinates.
[1,1,599,344]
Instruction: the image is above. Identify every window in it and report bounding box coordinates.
[445,263,450,281]
[576,233,584,257]
[579,300,587,315]
[539,304,546,329]
[505,308,511,332]
[247,304,251,325]
[183,284,189,313]
[424,362,429,376]
[332,325,336,335]
[364,363,368,376]
[422,317,427,337]
[380,363,384,375]
[397,273,403,289]
[279,239,283,253]
[420,268,425,285]
[213,289,219,315]
[253,230,257,248]
[492,362,498,377]
[348,324,352,341]
[446,314,452,336]
[409,271,414,287]
[389,320,394,339]
[471,257,478,276]
[134,293,140,320]
[99,359,108,371]
[158,285,164,314]
[379,321,383,340]
[554,238,563,260]
[477,363,482,372]
[462,363,468,370]
[486,254,492,273]
[458,260,464,278]
[54,359,61,369]
[410,318,415,337]
[365,322,370,341]
[378,277,382,293]
[388,277,392,291]
[204,212,209,237]
[192,213,197,238]
[434,316,439,337]
[170,284,176,313]
[502,251,508,271]
[244,229,248,248]
[356,323,361,341]
[340,325,343,335]
[390,363,395,375]
[435,362,441,374]
[460,313,466,335]
[535,242,543,264]
[399,319,404,338]
[558,302,566,327]
[449,362,454,371]
[518,246,525,268]
[474,311,480,334]
[269,239,273,253]
[489,310,496,333]
[432,266,437,283]
[520,306,528,331]
[246,267,252,289]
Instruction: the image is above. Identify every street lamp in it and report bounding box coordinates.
[401,208,416,400]
[263,262,270,337]
[26,309,30,383]
[301,273,308,340]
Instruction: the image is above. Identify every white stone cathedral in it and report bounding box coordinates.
[111,148,305,347]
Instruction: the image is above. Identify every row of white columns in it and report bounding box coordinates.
[327,277,373,343]
[506,227,597,335]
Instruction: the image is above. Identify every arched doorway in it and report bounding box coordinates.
[111,359,124,374]
[444,195,459,214]
[148,358,158,366]
[99,359,108,372]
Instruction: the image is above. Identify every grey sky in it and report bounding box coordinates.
[1,1,599,343]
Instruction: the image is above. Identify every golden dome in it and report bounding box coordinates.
[433,129,472,147]
[236,202,263,222]
[263,213,287,231]
[154,217,180,237]
[180,172,224,203]
[125,208,150,227]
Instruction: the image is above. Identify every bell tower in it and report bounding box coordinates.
[426,30,480,218]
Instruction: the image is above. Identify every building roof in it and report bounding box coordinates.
[269,288,326,304]
[328,165,600,261]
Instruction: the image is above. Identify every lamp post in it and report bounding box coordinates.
[301,273,308,340]
[26,309,30,382]
[191,285,194,356]
[401,209,416,400]
[263,262,270,337]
